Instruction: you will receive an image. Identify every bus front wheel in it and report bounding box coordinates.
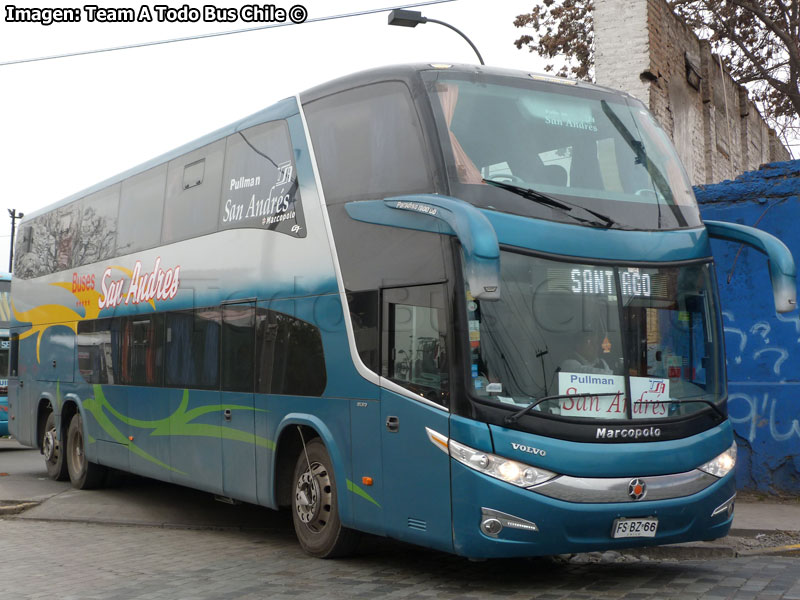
[66,413,107,490]
[42,411,68,481]
[291,438,359,558]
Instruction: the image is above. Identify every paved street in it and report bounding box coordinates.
[2,440,800,599]
[2,518,800,600]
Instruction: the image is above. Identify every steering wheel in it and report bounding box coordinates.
[634,188,658,198]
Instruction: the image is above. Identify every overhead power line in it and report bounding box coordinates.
[1,0,457,67]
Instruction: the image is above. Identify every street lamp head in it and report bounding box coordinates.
[388,9,427,28]
[386,9,485,65]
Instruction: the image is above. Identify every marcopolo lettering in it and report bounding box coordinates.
[596,426,662,440]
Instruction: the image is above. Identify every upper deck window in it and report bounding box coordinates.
[423,72,702,230]
[219,120,306,238]
[0,279,10,328]
[304,81,435,204]
[162,139,226,245]
[118,165,167,255]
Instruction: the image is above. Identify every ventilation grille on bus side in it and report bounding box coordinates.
[407,518,427,532]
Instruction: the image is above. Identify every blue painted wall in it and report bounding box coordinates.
[696,160,800,494]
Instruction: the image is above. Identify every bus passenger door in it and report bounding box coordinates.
[380,285,453,554]
[220,302,258,504]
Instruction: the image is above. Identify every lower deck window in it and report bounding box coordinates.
[77,304,326,396]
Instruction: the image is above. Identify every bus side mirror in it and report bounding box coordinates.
[705,220,797,313]
[346,194,501,300]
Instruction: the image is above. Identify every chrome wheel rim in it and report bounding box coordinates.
[43,427,58,463]
[294,461,332,532]
[70,428,85,475]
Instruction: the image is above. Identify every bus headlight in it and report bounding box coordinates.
[448,438,556,488]
[698,442,737,478]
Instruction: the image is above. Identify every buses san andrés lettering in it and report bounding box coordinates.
[98,258,180,309]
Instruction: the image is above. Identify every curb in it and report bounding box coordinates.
[621,543,736,561]
[0,501,40,515]
[737,543,800,557]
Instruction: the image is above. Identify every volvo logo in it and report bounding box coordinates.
[511,442,546,457]
[628,478,647,501]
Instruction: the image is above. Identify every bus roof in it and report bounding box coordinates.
[298,62,632,104]
[21,63,639,224]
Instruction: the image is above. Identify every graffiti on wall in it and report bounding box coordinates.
[728,391,800,444]
[698,159,800,493]
[722,311,793,376]
[720,305,800,492]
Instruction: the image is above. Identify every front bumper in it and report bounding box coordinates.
[451,461,736,559]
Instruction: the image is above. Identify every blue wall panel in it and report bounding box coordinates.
[697,160,800,494]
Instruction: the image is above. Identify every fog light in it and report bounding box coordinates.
[481,518,503,536]
[480,507,539,538]
[711,493,736,518]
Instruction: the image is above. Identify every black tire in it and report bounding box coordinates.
[66,413,107,490]
[291,438,359,558]
[42,411,69,481]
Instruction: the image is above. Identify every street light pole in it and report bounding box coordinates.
[388,9,485,66]
[8,208,24,272]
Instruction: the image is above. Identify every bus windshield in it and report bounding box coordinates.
[423,71,701,230]
[467,251,725,422]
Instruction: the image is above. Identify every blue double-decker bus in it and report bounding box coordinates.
[8,64,795,558]
[0,272,10,436]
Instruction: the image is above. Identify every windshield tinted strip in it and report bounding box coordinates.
[483,210,709,262]
[495,246,717,274]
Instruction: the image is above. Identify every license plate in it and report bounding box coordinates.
[612,517,658,538]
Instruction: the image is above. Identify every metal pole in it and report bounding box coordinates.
[8,208,22,272]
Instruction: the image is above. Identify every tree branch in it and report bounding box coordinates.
[711,12,791,93]
[728,0,800,65]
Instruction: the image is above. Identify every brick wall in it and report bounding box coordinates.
[595,0,791,185]
[594,0,651,105]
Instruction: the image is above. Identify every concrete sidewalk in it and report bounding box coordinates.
[729,499,800,536]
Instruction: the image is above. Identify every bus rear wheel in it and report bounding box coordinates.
[42,411,68,481]
[291,438,359,558]
[66,413,107,489]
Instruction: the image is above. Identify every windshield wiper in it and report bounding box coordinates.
[504,392,724,425]
[600,100,687,228]
[504,392,621,425]
[658,395,726,419]
[483,178,617,229]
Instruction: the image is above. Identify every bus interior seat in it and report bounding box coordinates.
[569,143,603,189]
